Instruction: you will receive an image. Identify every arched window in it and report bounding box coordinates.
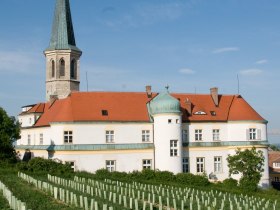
[70,59,76,79]
[51,60,55,78]
[60,59,65,77]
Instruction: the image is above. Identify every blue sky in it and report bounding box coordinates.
[0,0,279,143]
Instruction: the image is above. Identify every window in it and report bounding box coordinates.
[106,130,114,143]
[106,160,116,172]
[60,59,65,77]
[29,118,32,124]
[102,110,108,116]
[142,130,150,142]
[195,129,202,141]
[196,157,205,173]
[274,177,280,182]
[64,131,73,144]
[70,59,76,79]
[212,129,220,141]
[65,161,75,171]
[176,119,179,124]
[194,111,206,115]
[182,157,189,173]
[182,130,188,142]
[214,156,222,173]
[27,135,31,145]
[39,133,43,145]
[273,163,280,168]
[249,128,257,140]
[51,60,55,78]
[168,119,172,124]
[170,140,178,157]
[142,159,152,169]
[210,111,216,116]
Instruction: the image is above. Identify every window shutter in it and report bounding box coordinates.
[246,129,249,140]
[257,129,261,140]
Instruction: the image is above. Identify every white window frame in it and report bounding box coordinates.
[196,157,205,173]
[249,128,257,140]
[212,129,220,141]
[39,133,43,145]
[273,162,280,168]
[195,129,203,141]
[182,130,188,143]
[106,130,114,143]
[142,159,152,169]
[214,156,222,173]
[64,131,73,144]
[142,130,150,142]
[106,160,116,172]
[182,157,189,173]
[170,140,178,157]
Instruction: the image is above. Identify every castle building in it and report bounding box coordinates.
[16,0,270,187]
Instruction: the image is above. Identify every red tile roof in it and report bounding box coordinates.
[26,91,265,127]
[268,151,280,173]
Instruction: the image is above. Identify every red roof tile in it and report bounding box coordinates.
[30,91,265,127]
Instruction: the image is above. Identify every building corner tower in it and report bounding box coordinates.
[44,0,82,101]
[149,88,183,173]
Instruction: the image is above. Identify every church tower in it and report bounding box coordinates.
[44,0,82,101]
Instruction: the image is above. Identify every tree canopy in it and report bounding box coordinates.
[0,107,20,162]
[227,147,265,192]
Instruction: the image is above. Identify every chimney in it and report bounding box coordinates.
[185,98,192,115]
[146,85,152,98]
[210,87,219,106]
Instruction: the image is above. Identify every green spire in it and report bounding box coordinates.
[46,0,80,51]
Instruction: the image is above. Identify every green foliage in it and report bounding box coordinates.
[222,178,238,188]
[227,147,264,192]
[176,172,210,187]
[269,144,280,151]
[17,157,73,175]
[0,107,20,163]
[155,170,175,182]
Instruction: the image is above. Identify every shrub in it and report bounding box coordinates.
[155,170,175,182]
[18,157,73,175]
[176,173,209,187]
[222,178,238,188]
[95,168,111,180]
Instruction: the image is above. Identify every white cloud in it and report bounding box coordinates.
[179,68,195,74]
[255,59,268,64]
[239,68,263,76]
[0,50,41,73]
[212,47,239,54]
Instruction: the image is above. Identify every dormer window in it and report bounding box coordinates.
[102,110,108,116]
[194,111,206,115]
[210,111,216,116]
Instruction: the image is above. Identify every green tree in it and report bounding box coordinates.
[227,147,264,192]
[0,107,20,162]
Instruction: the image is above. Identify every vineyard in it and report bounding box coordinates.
[0,166,280,210]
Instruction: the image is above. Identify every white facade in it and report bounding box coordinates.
[17,116,270,187]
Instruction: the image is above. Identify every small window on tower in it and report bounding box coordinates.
[70,59,76,79]
[168,119,172,124]
[51,60,55,78]
[102,110,108,116]
[60,59,65,77]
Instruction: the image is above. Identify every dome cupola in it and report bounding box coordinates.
[149,87,181,115]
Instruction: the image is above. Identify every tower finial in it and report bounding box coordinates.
[46,0,80,52]
[165,85,170,92]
